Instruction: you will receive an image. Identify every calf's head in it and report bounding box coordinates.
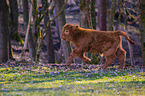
[61,24,79,41]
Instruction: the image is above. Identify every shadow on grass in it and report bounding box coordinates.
[0,81,145,93]
[0,69,122,85]
[1,67,144,86]
[0,66,145,96]
[0,87,61,92]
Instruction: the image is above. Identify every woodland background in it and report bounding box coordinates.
[0,0,145,95]
[0,0,145,67]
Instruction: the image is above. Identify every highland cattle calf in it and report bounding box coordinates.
[61,24,135,69]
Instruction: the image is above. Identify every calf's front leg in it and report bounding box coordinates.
[66,49,79,67]
[66,50,92,67]
[79,53,91,63]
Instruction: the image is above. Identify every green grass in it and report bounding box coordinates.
[0,65,145,96]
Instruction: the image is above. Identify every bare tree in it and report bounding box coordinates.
[9,0,24,45]
[31,0,39,43]
[54,0,72,63]
[80,0,93,29]
[107,0,117,31]
[41,0,55,63]
[139,0,145,67]
[18,5,33,61]
[98,0,107,31]
[0,0,9,63]
[91,0,96,29]
[122,0,134,66]
[22,0,36,61]
[79,0,93,59]
[115,0,122,31]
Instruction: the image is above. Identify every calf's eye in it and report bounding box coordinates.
[65,30,69,35]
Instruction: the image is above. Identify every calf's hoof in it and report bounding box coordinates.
[66,63,71,67]
[84,59,91,64]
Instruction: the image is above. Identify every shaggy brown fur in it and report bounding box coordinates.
[61,24,135,69]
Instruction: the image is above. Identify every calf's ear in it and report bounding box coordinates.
[72,25,79,30]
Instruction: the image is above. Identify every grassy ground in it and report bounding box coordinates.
[0,64,145,96]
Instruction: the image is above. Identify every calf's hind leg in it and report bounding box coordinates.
[101,47,118,69]
[116,47,126,69]
[101,54,116,69]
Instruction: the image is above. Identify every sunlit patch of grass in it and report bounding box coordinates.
[0,66,145,96]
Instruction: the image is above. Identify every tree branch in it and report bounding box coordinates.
[18,5,33,61]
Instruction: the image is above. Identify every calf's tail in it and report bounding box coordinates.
[116,31,135,45]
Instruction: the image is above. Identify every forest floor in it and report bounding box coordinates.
[0,63,145,95]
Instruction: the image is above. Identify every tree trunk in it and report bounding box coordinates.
[115,0,122,31]
[122,1,134,67]
[18,5,33,61]
[32,0,39,44]
[41,0,55,63]
[22,0,36,61]
[22,0,29,25]
[7,1,14,59]
[107,0,117,31]
[9,0,24,45]
[46,23,55,63]
[91,0,96,29]
[124,17,135,67]
[80,0,93,59]
[98,0,107,31]
[0,0,9,63]
[54,0,72,63]
[139,0,145,67]
[80,0,93,29]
